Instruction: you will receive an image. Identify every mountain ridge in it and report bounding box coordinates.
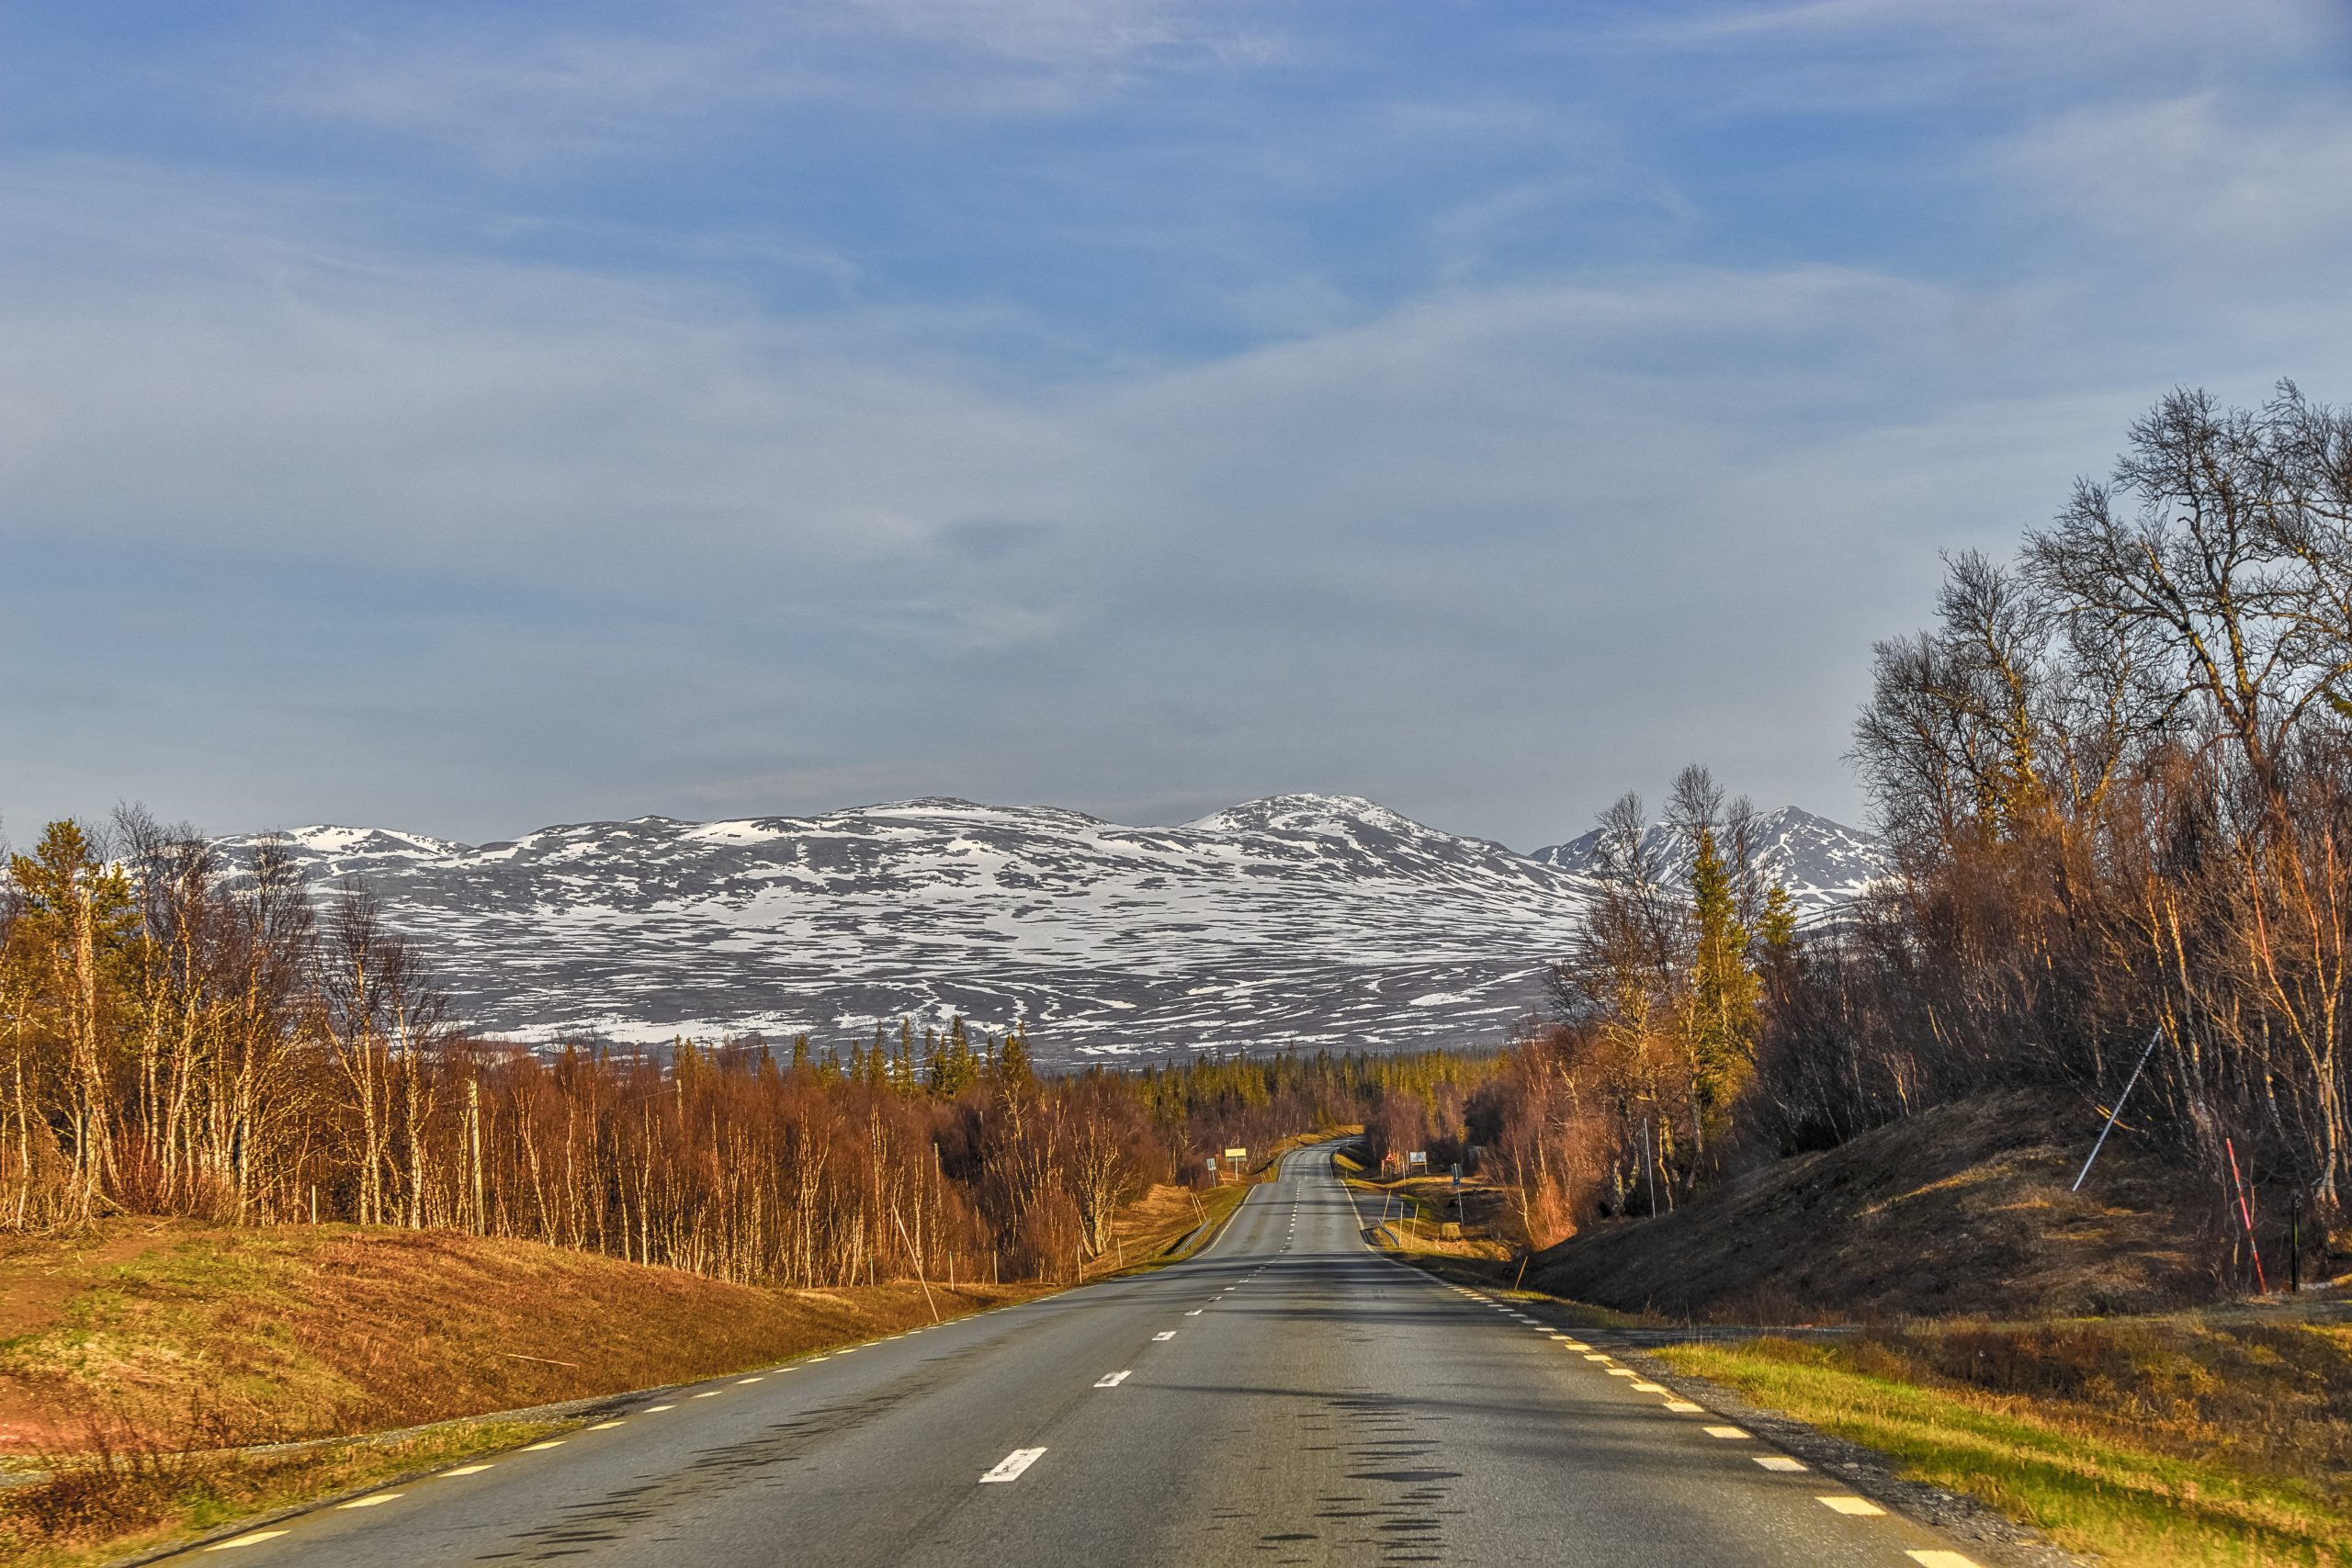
[220,793,1883,1063]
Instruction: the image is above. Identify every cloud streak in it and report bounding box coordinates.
[2,1,2349,852]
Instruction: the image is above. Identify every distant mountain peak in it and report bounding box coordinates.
[1528,805,1885,916]
[1182,793,1427,835]
[218,793,1878,1061]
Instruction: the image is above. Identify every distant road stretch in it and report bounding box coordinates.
[182,1152,1981,1567]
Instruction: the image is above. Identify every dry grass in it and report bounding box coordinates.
[1660,1313,2352,1567]
[1531,1090,2216,1323]
[2,1406,567,1568]
[0,1230,1046,1563]
[1349,1168,1519,1264]
[1098,1182,1250,1276]
[0,1220,1033,1461]
[0,1176,1256,1561]
[0,1145,1295,1562]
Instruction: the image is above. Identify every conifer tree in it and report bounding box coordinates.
[1685,824,1758,1158]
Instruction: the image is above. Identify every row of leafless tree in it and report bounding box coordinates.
[1465,383,2352,1254]
[1772,383,2352,1229]
[0,818,1474,1281]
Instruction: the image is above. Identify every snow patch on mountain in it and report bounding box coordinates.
[220,795,1881,1064]
[1528,806,1888,917]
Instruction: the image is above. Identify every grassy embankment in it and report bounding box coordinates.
[0,1174,1255,1567]
[1338,1147,1645,1328]
[1351,1098,2352,1563]
[1660,1316,2352,1568]
[1335,1146,1515,1265]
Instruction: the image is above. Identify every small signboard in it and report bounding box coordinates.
[1204,1156,1217,1170]
[1224,1146,1248,1160]
[1406,1150,1429,1169]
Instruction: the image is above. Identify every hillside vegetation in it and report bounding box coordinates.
[1528,1091,2213,1323]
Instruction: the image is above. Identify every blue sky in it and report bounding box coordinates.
[4,0,2349,849]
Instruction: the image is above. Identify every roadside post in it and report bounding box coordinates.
[2073,1026,2165,1192]
[2290,1190,2302,1293]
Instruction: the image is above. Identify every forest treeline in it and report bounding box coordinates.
[1461,382,2352,1272]
[14,385,2344,1286]
[0,820,1488,1285]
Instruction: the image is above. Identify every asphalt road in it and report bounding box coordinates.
[183,1151,1983,1568]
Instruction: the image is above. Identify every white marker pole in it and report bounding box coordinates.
[2073,1027,2164,1192]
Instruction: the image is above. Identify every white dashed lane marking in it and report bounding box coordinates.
[1094,1370,1133,1388]
[1703,1426,1749,1438]
[523,1440,566,1451]
[978,1448,1047,1483]
[336,1494,401,1509]
[1817,1496,1885,1516]
[1753,1456,1807,1472]
[1908,1553,1984,1568]
[441,1464,494,1478]
[1154,1330,1176,1341]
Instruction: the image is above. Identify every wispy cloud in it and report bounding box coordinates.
[3,1,2349,847]
[254,0,1284,167]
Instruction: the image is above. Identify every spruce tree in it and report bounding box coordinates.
[1686,826,1759,1158]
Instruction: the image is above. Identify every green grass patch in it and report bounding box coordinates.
[1660,1335,2351,1568]
[1498,1291,1645,1329]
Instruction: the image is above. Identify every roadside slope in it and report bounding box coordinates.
[1529,1090,2212,1322]
[0,1221,1019,1457]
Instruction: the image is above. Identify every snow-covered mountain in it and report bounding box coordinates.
[219,795,1881,1064]
[1529,807,1886,919]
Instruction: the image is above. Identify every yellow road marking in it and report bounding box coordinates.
[524,1440,566,1451]
[1607,1368,1637,1378]
[1703,1425,1747,1438]
[1631,1381,1668,1392]
[205,1529,290,1551]
[1907,1553,1982,1568]
[338,1493,402,1509]
[1753,1456,1807,1472]
[442,1463,494,1477]
[1817,1496,1884,1516]
[1665,1400,1704,1413]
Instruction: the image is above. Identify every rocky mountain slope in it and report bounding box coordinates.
[1530,807,1885,919]
[221,795,1883,1064]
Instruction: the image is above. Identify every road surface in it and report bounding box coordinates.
[182,1150,1981,1567]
